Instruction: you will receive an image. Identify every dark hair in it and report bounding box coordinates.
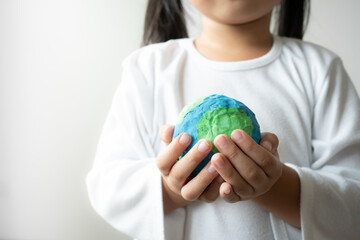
[142,0,310,46]
[276,0,310,39]
[142,0,187,46]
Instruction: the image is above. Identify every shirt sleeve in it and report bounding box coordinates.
[85,56,172,240]
[287,57,360,239]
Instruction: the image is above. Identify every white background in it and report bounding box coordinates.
[0,0,359,239]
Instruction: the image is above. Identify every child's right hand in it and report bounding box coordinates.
[157,125,223,214]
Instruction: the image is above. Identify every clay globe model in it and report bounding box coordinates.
[173,94,261,177]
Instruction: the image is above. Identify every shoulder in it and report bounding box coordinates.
[278,36,346,87]
[119,39,189,88]
[122,38,189,70]
[279,36,341,67]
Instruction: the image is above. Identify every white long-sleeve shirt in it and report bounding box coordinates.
[86,35,360,240]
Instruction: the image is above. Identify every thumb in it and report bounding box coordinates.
[259,132,279,155]
[159,125,175,146]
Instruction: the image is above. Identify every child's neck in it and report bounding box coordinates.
[194,13,273,62]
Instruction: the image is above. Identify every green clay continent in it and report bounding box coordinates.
[176,96,207,125]
[196,107,254,153]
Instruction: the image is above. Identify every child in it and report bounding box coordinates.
[86,0,360,239]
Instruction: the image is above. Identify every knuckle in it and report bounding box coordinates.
[246,167,261,183]
[234,185,253,197]
[242,139,255,152]
[223,166,236,181]
[181,188,197,201]
[164,177,180,194]
[259,155,274,170]
[167,179,180,194]
[227,148,239,161]
[168,180,181,193]
[171,170,184,184]
[185,148,203,165]
[182,157,198,172]
[156,155,168,173]
[184,150,196,162]
[156,160,167,173]
[170,144,187,159]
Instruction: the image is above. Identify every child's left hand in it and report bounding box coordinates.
[212,129,283,203]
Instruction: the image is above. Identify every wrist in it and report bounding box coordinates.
[252,164,301,228]
[161,176,189,214]
[255,162,284,200]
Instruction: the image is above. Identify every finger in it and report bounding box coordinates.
[159,125,175,146]
[157,132,192,176]
[231,130,281,178]
[260,132,279,154]
[211,153,254,197]
[198,175,224,203]
[170,139,212,185]
[219,182,241,203]
[181,162,219,201]
[214,134,267,190]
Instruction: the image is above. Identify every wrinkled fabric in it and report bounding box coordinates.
[86,36,360,240]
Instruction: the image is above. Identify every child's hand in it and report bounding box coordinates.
[212,130,282,203]
[157,125,223,213]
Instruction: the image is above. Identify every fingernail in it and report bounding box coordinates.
[224,187,231,195]
[179,133,191,145]
[231,130,243,142]
[213,154,224,169]
[216,135,228,148]
[207,164,217,174]
[198,140,210,152]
